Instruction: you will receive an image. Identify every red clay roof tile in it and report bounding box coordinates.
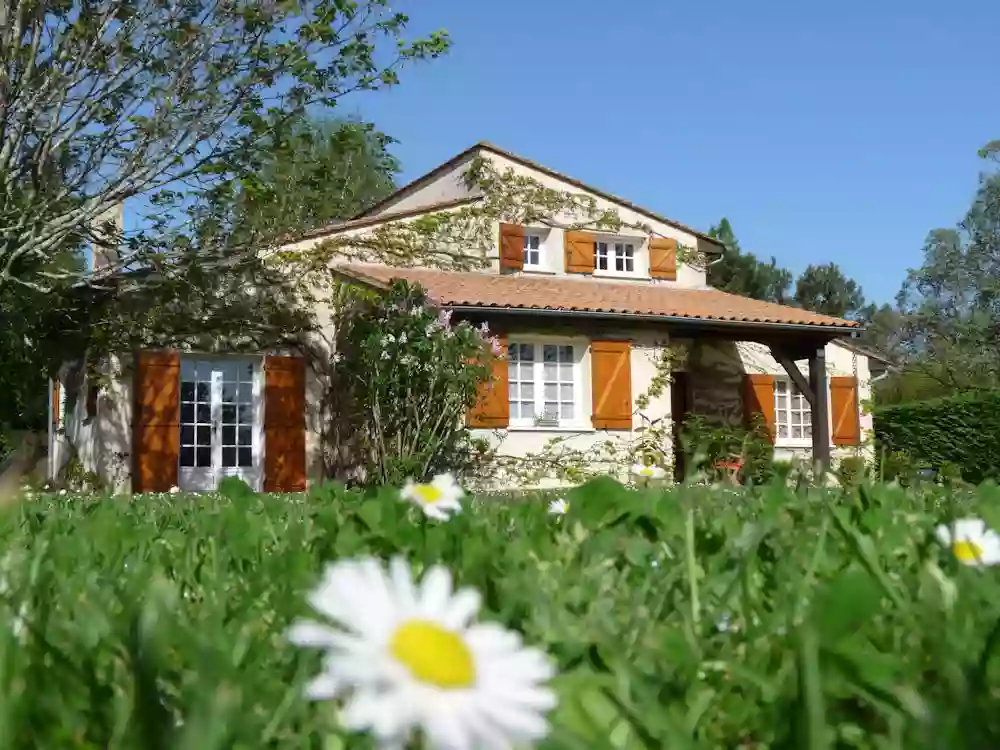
[337,264,858,330]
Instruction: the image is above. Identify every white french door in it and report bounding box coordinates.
[178,357,263,491]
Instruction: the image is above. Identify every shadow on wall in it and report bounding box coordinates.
[687,341,747,426]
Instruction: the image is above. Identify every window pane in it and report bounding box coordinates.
[544,384,557,401]
[197,425,212,445]
[791,412,801,426]
[238,426,252,446]
[222,405,236,423]
[625,257,634,272]
[778,425,788,438]
[519,344,534,361]
[238,447,252,467]
[542,345,557,362]
[222,426,235,445]
[792,426,802,439]
[196,403,211,423]
[558,345,573,362]
[196,447,211,467]
[560,383,573,400]
[804,424,813,438]
[238,404,253,422]
[196,382,210,401]
[180,425,193,445]
[559,362,573,380]
[543,362,557,380]
[222,382,236,403]
[521,383,534,400]
[181,403,194,423]
[776,395,787,410]
[222,447,236,468]
[598,256,608,270]
[181,382,195,401]
[560,403,574,419]
[776,380,787,393]
[180,446,194,467]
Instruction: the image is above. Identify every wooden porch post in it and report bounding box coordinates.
[808,345,831,472]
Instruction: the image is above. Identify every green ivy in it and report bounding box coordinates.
[874,390,1000,483]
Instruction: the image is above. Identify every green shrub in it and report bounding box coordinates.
[679,413,775,484]
[4,479,1000,747]
[836,454,868,487]
[875,390,1000,484]
[332,280,495,486]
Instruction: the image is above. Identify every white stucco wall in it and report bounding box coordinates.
[364,153,478,217]
[276,146,714,290]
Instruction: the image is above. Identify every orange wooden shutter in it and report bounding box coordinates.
[51,378,61,429]
[564,230,596,274]
[591,340,632,430]
[264,355,307,492]
[743,374,776,443]
[648,237,678,280]
[468,335,510,428]
[830,376,861,445]
[133,351,181,493]
[499,223,524,271]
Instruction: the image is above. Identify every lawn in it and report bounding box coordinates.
[1,477,1000,748]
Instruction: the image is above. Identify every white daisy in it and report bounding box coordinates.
[630,463,667,480]
[288,557,557,750]
[400,474,464,521]
[547,498,568,516]
[169,486,181,494]
[935,518,1000,567]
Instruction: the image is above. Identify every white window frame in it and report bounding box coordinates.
[507,339,584,429]
[522,231,544,268]
[594,238,638,276]
[774,376,813,447]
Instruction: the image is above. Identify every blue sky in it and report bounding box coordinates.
[344,0,1000,305]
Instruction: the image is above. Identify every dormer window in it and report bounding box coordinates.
[596,241,635,274]
[523,233,543,267]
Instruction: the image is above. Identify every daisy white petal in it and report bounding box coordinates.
[400,474,464,520]
[304,672,343,700]
[936,517,1000,567]
[290,557,557,749]
[548,498,568,515]
[630,463,667,479]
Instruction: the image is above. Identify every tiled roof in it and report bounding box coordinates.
[337,264,859,330]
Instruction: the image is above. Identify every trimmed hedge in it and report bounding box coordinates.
[874,389,1000,483]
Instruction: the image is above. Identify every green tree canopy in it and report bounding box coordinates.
[706,218,793,304]
[793,262,866,319]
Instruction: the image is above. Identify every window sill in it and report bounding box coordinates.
[520,267,558,276]
[592,271,650,281]
[507,425,597,434]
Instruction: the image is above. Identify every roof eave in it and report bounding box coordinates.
[444,304,857,337]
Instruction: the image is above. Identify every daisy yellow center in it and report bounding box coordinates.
[639,468,653,476]
[953,540,984,563]
[389,620,476,688]
[414,485,443,505]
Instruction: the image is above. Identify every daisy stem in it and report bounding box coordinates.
[685,503,700,627]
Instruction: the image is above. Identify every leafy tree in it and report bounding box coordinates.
[231,117,400,240]
[793,262,866,318]
[894,144,1000,391]
[706,218,793,304]
[0,0,449,295]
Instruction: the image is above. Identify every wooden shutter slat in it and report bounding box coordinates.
[133,350,181,493]
[649,237,678,280]
[830,376,861,446]
[264,355,307,492]
[565,230,596,274]
[591,340,632,430]
[743,374,776,443]
[499,223,524,271]
[468,335,509,428]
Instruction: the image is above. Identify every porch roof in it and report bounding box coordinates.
[336,264,859,335]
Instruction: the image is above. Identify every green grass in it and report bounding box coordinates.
[2,478,1000,748]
